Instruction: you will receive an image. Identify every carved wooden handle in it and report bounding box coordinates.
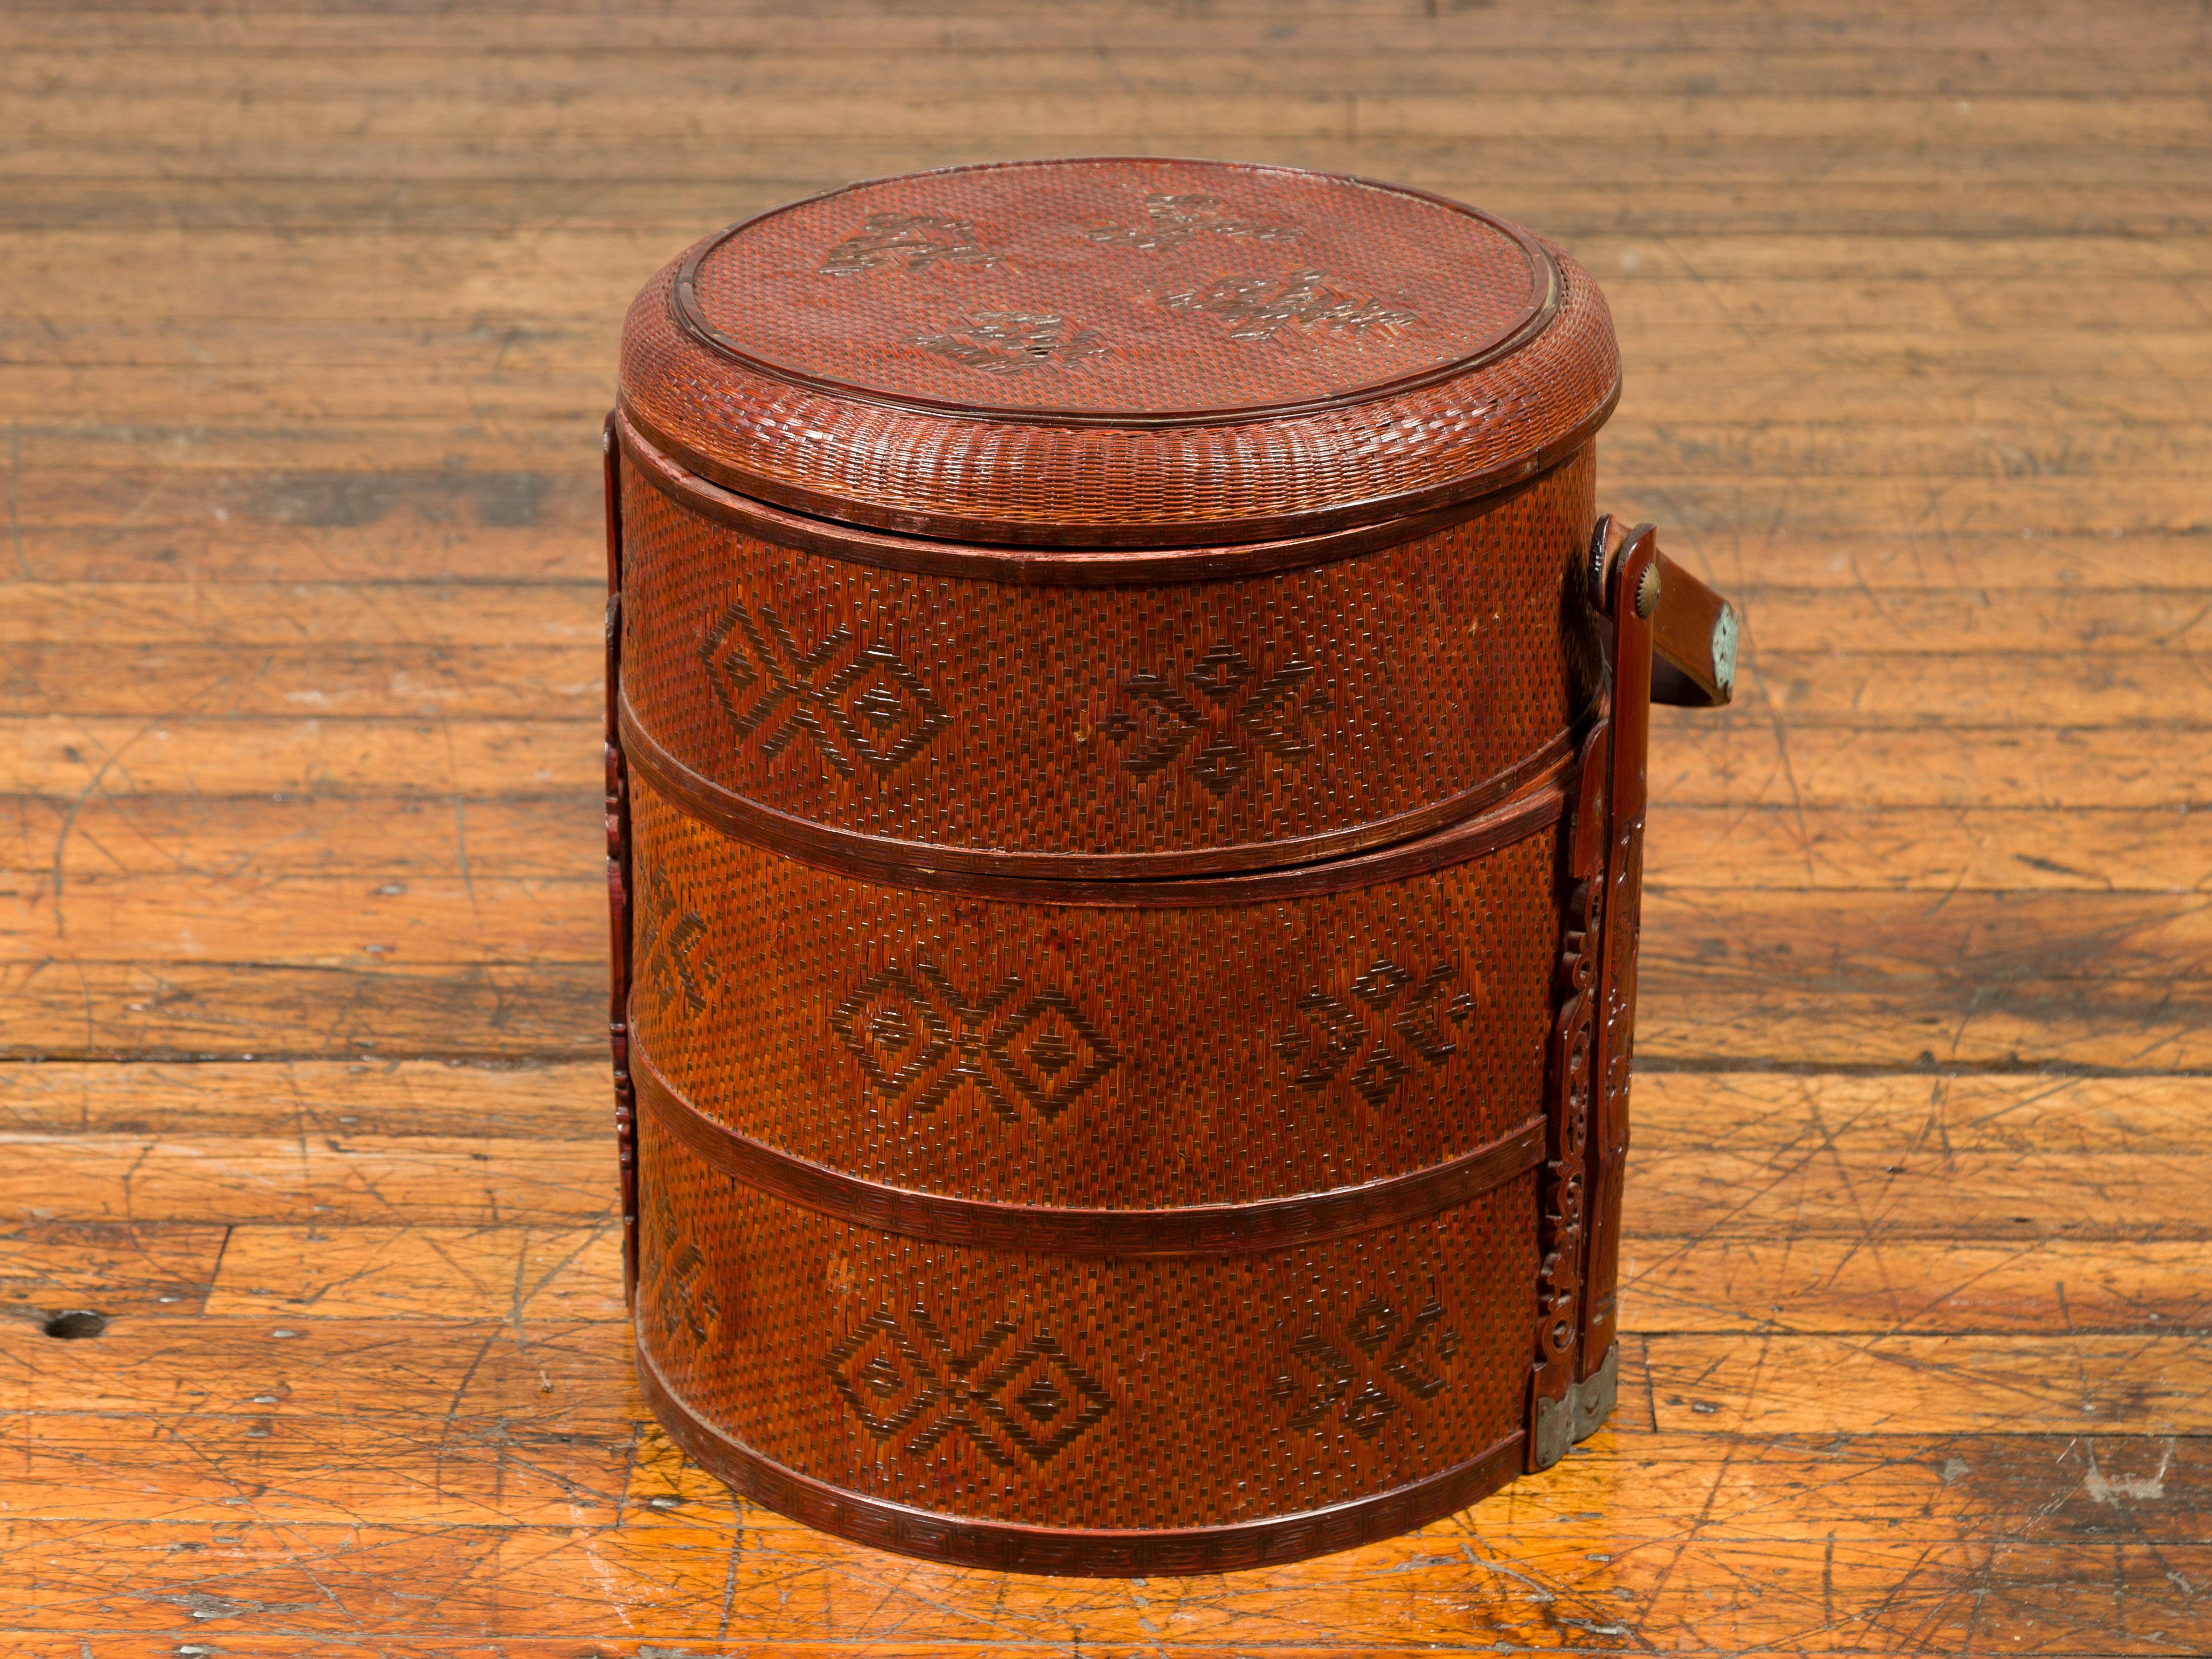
[1590,516,1739,709]
[1647,551,1738,708]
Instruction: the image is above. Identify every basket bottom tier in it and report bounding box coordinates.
[631,1106,1616,1574]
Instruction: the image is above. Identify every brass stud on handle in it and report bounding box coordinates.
[1633,561,1662,620]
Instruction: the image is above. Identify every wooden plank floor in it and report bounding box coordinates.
[4,1,2207,1651]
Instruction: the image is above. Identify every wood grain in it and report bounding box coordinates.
[204,1223,624,1320]
[0,1220,227,1316]
[0,1059,610,1138]
[3,0,2204,1650]
[0,1315,632,1420]
[1644,1332,2212,1435]
[0,1135,613,1225]
[1624,1237,2212,1333]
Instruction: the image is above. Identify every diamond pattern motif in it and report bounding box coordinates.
[634,864,717,1017]
[1097,642,1333,801]
[699,600,950,780]
[829,1304,1115,1469]
[1272,1292,1460,1441]
[830,959,1121,1125]
[646,1186,722,1354]
[1278,957,1476,1108]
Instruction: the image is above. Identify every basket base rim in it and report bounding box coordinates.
[637,1335,1526,1577]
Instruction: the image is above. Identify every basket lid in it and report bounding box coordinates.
[619,157,1619,548]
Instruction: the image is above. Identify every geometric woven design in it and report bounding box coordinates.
[618,444,1603,862]
[1097,641,1334,801]
[645,1184,723,1356]
[632,1111,1536,1531]
[1275,1291,1461,1441]
[829,958,1121,1125]
[626,771,1560,1210]
[828,1305,1115,1469]
[700,600,950,780]
[633,863,717,1018]
[1278,958,1479,1109]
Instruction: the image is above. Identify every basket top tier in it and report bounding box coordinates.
[619,157,1620,549]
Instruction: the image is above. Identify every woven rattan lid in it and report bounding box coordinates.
[619,157,1619,548]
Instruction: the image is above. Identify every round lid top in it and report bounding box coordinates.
[619,157,1619,548]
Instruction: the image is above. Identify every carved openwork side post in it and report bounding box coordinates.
[1528,705,1610,1471]
[1530,516,1739,1465]
[1581,521,1658,1430]
[604,411,639,1305]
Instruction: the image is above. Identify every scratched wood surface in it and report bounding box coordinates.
[3,1,2208,1652]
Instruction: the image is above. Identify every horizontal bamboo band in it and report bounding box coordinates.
[619,693,1573,903]
[618,400,1613,585]
[636,1343,1523,1577]
[634,1048,1544,1258]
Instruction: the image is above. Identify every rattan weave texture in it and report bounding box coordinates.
[618,158,1619,545]
[634,1114,1536,1532]
[620,441,1600,866]
[626,770,1562,1209]
[607,157,1686,1574]
[684,158,1550,418]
